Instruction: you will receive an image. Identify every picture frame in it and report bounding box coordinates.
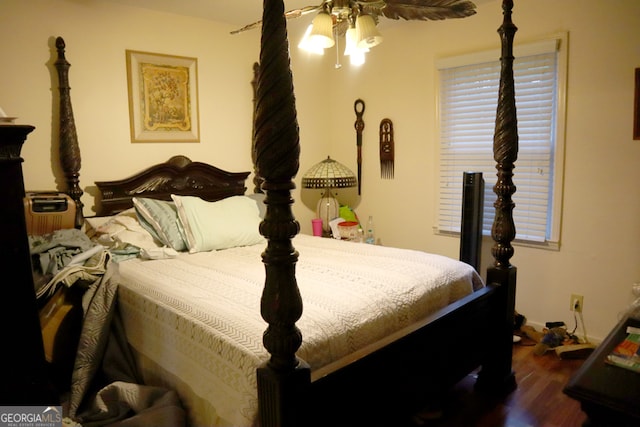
[126,50,200,142]
[634,68,640,140]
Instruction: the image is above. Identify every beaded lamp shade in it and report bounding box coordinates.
[302,156,357,234]
[301,156,357,189]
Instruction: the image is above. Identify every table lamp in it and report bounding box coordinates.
[301,156,357,234]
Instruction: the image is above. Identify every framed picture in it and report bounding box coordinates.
[634,68,640,140]
[126,50,199,142]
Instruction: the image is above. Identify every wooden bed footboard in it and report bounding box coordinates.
[307,284,501,425]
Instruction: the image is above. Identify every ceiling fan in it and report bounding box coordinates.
[230,0,477,36]
[231,0,476,66]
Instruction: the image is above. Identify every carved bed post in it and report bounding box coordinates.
[476,0,518,394]
[254,1,310,426]
[251,62,264,194]
[55,37,84,228]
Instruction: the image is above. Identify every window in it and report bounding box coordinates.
[436,35,567,248]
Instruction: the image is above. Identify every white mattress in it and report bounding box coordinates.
[116,235,483,427]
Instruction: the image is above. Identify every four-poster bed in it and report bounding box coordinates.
[9,0,519,425]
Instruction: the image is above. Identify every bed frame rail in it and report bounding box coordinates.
[308,284,500,425]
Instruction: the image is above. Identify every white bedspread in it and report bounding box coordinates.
[116,235,483,427]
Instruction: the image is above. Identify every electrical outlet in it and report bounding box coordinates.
[570,294,584,313]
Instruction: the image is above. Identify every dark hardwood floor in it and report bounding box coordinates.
[407,337,589,427]
[59,332,589,426]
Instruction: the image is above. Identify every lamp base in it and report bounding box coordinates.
[316,190,339,235]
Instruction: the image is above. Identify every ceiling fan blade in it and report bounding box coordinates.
[230,4,323,35]
[230,21,262,35]
[286,4,325,19]
[364,0,476,21]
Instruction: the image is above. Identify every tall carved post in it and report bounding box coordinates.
[254,1,310,426]
[55,37,84,228]
[476,0,518,394]
[251,62,264,194]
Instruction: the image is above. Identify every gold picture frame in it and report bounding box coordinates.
[126,50,199,142]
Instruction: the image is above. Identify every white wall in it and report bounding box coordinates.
[324,0,640,341]
[0,0,252,212]
[2,0,640,342]
[0,0,331,218]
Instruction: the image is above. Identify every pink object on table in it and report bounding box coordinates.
[312,218,323,236]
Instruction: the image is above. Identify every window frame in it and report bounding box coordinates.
[434,33,568,249]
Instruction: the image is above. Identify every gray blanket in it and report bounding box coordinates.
[30,229,105,300]
[68,261,186,427]
[30,229,185,426]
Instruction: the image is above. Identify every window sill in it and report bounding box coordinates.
[433,228,560,251]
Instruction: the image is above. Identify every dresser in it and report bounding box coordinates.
[0,124,57,404]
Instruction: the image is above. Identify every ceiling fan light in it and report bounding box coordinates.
[356,14,383,49]
[345,27,367,66]
[350,49,366,66]
[344,27,357,56]
[299,24,325,55]
[308,11,335,49]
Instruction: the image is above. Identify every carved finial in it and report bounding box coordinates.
[55,37,66,59]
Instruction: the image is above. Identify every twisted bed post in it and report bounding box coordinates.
[476,0,518,394]
[254,0,310,426]
[251,62,265,194]
[55,37,84,228]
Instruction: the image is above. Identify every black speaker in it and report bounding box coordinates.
[460,172,484,272]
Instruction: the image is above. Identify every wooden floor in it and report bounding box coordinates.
[406,338,589,427]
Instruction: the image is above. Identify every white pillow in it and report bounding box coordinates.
[171,195,265,253]
[246,192,267,219]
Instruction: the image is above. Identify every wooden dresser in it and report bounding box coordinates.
[0,124,57,404]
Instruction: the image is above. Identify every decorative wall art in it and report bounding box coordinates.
[353,98,365,195]
[379,118,395,179]
[634,67,640,140]
[126,50,200,142]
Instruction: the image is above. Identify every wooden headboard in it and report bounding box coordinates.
[94,155,250,216]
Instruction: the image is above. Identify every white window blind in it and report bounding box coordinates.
[437,39,562,244]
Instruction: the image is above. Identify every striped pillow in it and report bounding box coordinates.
[132,197,187,251]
